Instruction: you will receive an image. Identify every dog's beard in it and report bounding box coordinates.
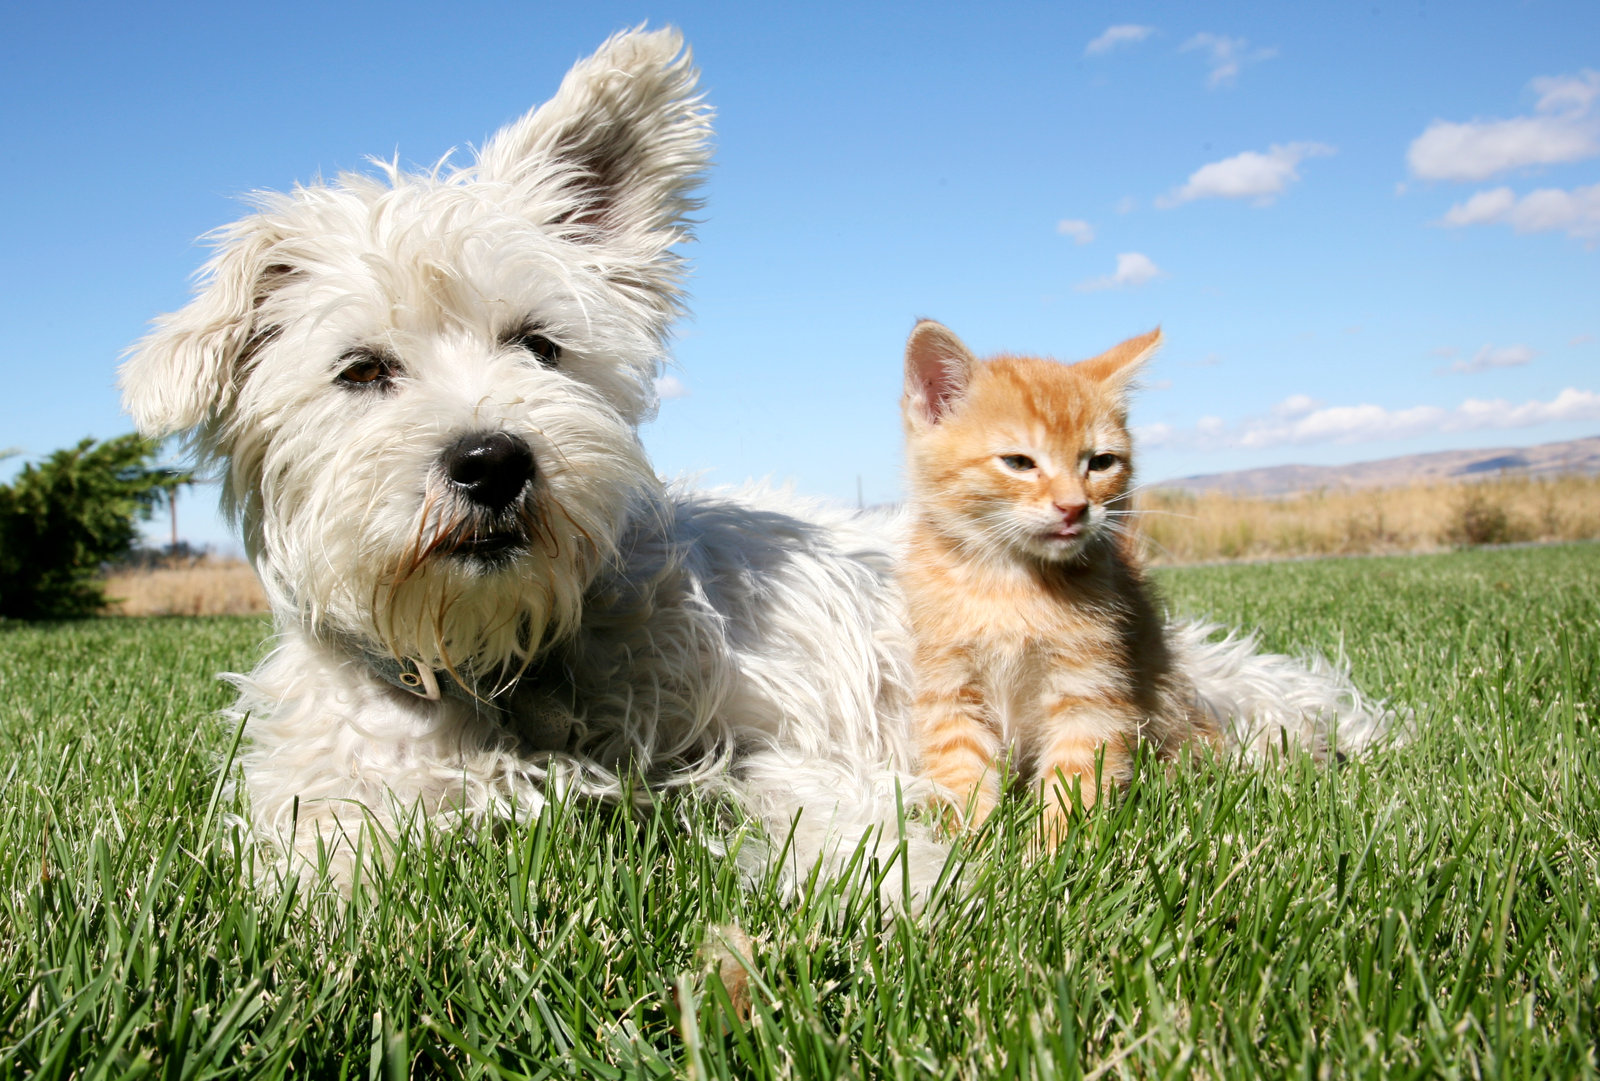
[254,469,635,681]
[371,484,593,680]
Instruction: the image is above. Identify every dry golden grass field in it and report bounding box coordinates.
[102,556,267,617]
[1140,473,1600,565]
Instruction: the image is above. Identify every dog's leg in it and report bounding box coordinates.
[228,632,556,886]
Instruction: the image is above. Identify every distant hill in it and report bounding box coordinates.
[1153,435,1600,498]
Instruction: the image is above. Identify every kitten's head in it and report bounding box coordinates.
[902,320,1159,565]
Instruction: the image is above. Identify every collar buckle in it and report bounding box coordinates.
[395,659,442,701]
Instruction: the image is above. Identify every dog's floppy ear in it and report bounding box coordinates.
[471,26,711,307]
[904,320,979,429]
[120,217,294,439]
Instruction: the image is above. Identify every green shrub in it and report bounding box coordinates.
[0,435,186,619]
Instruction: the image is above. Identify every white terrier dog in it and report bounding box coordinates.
[122,28,1396,900]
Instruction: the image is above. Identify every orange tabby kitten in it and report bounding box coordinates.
[899,320,1219,843]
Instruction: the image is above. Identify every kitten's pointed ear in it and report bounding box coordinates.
[904,320,979,427]
[1079,327,1162,397]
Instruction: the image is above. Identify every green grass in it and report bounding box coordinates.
[2,544,1597,1078]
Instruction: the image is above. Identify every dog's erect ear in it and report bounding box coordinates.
[1076,327,1162,401]
[471,27,711,296]
[904,320,979,428]
[120,216,294,438]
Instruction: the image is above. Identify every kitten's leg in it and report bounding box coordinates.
[913,644,1001,829]
[1033,700,1137,847]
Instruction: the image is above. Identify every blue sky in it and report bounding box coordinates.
[3,1,1596,553]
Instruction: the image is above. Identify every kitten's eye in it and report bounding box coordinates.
[505,325,561,367]
[336,350,399,389]
[1087,453,1120,472]
[1000,454,1036,472]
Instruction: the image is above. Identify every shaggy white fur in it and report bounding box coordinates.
[121,27,1403,904]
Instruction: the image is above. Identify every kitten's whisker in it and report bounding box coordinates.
[1112,508,1197,521]
[1134,532,1181,562]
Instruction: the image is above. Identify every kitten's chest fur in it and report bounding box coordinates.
[903,534,1174,742]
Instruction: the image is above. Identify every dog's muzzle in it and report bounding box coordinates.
[443,430,535,511]
[437,430,537,562]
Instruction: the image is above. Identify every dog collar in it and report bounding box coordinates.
[366,651,453,703]
[330,632,510,714]
[329,633,573,753]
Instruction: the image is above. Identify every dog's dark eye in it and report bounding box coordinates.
[336,350,399,390]
[505,326,561,367]
[1000,454,1036,472]
[1087,453,1119,472]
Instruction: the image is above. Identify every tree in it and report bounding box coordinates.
[0,435,187,619]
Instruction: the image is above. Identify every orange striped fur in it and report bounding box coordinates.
[899,320,1220,845]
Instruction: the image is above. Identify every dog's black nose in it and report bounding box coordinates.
[443,431,535,511]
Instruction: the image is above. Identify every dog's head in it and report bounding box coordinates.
[121,27,710,672]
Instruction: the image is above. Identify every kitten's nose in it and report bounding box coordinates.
[443,431,535,511]
[1055,500,1088,526]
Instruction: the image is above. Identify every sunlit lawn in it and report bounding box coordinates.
[2,543,1595,1078]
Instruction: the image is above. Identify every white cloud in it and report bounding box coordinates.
[1138,387,1600,451]
[1439,183,1600,239]
[1085,24,1154,56]
[1409,119,1598,181]
[654,374,689,400]
[1407,69,1600,181]
[1180,33,1277,88]
[1076,252,1164,291]
[1532,70,1600,116]
[1439,186,1518,226]
[1056,218,1095,244]
[1435,344,1535,375]
[1272,394,1321,419]
[1159,143,1335,207]
[1503,184,1600,237]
